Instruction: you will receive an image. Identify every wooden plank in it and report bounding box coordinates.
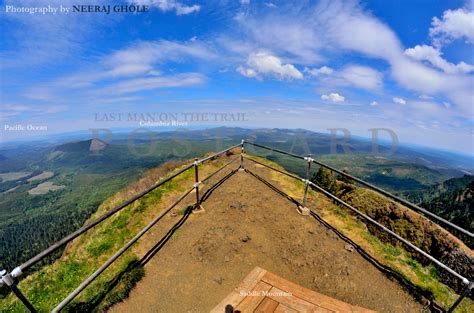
[210,267,267,313]
[255,297,279,313]
[235,281,272,312]
[267,286,324,312]
[261,271,375,313]
[273,304,298,313]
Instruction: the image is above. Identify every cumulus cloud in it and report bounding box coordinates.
[304,66,333,76]
[321,92,345,103]
[236,66,258,78]
[429,8,474,47]
[393,97,406,105]
[309,1,472,113]
[238,52,303,80]
[404,45,474,74]
[340,65,383,91]
[129,0,200,15]
[370,101,379,106]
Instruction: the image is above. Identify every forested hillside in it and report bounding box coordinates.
[403,175,474,232]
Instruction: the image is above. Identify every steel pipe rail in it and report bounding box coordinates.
[307,180,470,285]
[243,141,473,239]
[245,161,471,311]
[16,163,194,275]
[243,141,305,160]
[197,143,241,164]
[2,141,472,312]
[244,151,469,285]
[201,156,239,183]
[11,143,242,276]
[309,159,474,239]
[51,186,195,312]
[243,155,302,181]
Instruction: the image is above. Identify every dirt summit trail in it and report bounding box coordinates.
[110,160,423,313]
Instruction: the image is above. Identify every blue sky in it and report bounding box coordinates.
[0,0,473,154]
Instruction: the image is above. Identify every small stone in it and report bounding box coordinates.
[170,212,177,217]
[344,244,355,252]
[224,256,231,262]
[214,277,224,285]
[240,235,251,243]
[308,229,315,234]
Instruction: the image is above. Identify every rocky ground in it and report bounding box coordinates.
[110,160,424,313]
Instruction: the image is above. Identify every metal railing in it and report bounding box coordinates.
[242,140,473,312]
[1,139,472,312]
[243,141,474,239]
[0,142,241,312]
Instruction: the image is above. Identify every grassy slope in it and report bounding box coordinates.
[2,154,472,312]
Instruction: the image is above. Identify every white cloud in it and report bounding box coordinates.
[340,65,383,91]
[309,0,472,114]
[129,0,200,15]
[238,52,303,80]
[392,97,406,105]
[370,101,379,106]
[404,45,474,74]
[443,101,452,109]
[232,13,324,64]
[304,66,333,76]
[429,8,474,47]
[0,103,67,117]
[99,73,205,94]
[1,0,107,68]
[419,94,434,100]
[240,0,250,5]
[107,40,215,71]
[236,66,258,78]
[321,93,345,103]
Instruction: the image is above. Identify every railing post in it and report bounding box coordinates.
[194,158,200,207]
[303,154,312,207]
[1,270,37,312]
[447,281,473,313]
[240,139,245,170]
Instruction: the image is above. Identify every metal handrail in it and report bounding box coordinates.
[243,156,301,181]
[243,140,473,239]
[51,186,195,312]
[306,180,469,284]
[244,153,472,280]
[241,142,473,312]
[17,163,194,275]
[2,140,472,312]
[0,142,242,312]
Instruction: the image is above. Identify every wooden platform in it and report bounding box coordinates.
[211,267,376,313]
